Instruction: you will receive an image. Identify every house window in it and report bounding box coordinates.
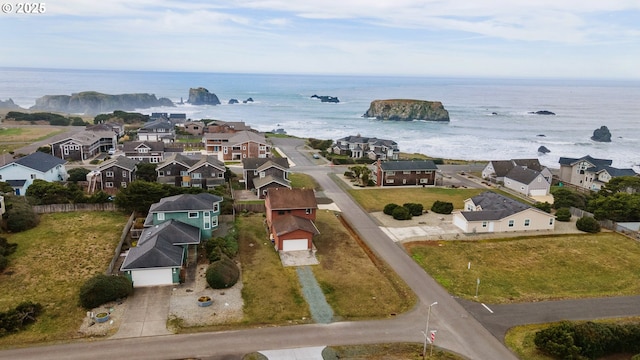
[30,174,36,179]
[150,157,159,163]
[106,171,114,178]
[166,171,171,175]
[157,213,165,221]
[218,173,223,178]
[278,210,285,215]
[415,171,421,174]
[305,208,312,215]
[537,177,542,182]
[211,216,218,228]
[524,219,530,227]
[259,172,265,178]
[192,173,201,179]
[122,170,127,177]
[259,145,266,151]
[121,182,127,188]
[520,186,525,190]
[105,182,113,188]
[180,171,188,176]
[213,203,219,213]
[420,178,429,184]
[549,218,554,225]
[508,220,514,227]
[386,179,394,183]
[64,148,69,155]
[181,181,190,187]
[158,171,164,176]
[188,212,198,218]
[482,221,487,228]
[388,171,395,176]
[403,171,411,174]
[242,146,246,150]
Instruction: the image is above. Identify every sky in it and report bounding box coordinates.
[2,0,640,79]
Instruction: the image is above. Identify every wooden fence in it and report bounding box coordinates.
[33,203,117,214]
[569,207,639,239]
[233,203,266,214]
[106,212,136,275]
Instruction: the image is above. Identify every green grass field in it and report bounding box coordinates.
[406,232,640,303]
[0,212,129,347]
[348,187,485,212]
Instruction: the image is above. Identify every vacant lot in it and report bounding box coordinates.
[0,126,64,153]
[406,232,640,303]
[0,212,129,347]
[237,211,415,326]
[348,187,485,213]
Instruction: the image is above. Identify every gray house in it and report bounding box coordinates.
[503,166,551,196]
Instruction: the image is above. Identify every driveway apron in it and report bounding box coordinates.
[112,286,172,338]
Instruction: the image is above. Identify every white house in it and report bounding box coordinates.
[0,152,67,195]
[503,166,551,196]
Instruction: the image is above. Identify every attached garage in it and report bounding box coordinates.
[282,239,309,252]
[129,268,175,287]
[529,189,548,196]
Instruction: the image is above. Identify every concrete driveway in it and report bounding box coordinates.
[111,286,173,338]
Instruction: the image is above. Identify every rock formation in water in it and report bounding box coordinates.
[311,94,340,103]
[187,87,221,105]
[538,146,551,154]
[30,92,174,114]
[363,99,450,121]
[591,125,612,142]
[528,110,556,115]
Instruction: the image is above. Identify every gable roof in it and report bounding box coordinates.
[52,130,115,146]
[253,174,292,190]
[505,166,544,184]
[120,220,200,270]
[13,151,66,172]
[157,153,199,169]
[558,155,612,167]
[228,131,267,146]
[189,155,225,172]
[140,119,174,131]
[487,160,516,177]
[460,191,536,221]
[97,156,138,172]
[123,141,166,152]
[242,157,289,170]
[596,166,638,177]
[380,160,437,171]
[266,188,317,210]
[272,215,320,236]
[149,193,222,213]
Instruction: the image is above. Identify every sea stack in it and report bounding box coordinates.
[363,99,450,121]
[187,87,221,105]
[591,126,612,142]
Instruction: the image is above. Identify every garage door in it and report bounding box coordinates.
[529,189,548,196]
[131,268,173,287]
[283,239,308,252]
[452,215,467,232]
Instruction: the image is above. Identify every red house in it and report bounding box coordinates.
[265,188,319,252]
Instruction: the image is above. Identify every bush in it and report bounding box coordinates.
[555,208,572,222]
[431,200,454,214]
[535,201,552,213]
[392,206,412,220]
[206,256,240,289]
[534,321,582,359]
[0,255,7,272]
[5,198,39,232]
[403,203,424,216]
[0,237,18,272]
[383,203,399,216]
[0,301,43,337]
[79,274,133,309]
[576,216,601,233]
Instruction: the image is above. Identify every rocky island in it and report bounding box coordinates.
[31,91,174,114]
[311,94,339,103]
[363,99,449,121]
[591,125,612,142]
[187,87,221,105]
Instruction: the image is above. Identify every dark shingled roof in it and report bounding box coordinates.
[97,156,139,172]
[149,193,222,213]
[120,220,200,270]
[460,191,533,221]
[558,155,612,167]
[272,215,319,236]
[123,141,166,152]
[253,174,291,189]
[7,179,26,187]
[597,166,638,177]
[266,188,317,210]
[505,166,543,184]
[14,151,66,172]
[141,119,174,130]
[380,160,437,171]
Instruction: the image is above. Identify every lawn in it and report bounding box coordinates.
[406,232,640,303]
[0,127,65,154]
[312,210,415,319]
[348,187,485,212]
[0,211,129,347]
[290,172,320,190]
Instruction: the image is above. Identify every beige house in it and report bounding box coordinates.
[453,191,555,233]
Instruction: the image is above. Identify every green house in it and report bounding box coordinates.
[144,193,223,240]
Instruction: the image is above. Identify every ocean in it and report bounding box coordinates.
[1,67,639,170]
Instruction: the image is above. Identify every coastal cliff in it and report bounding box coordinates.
[363,99,450,121]
[30,91,174,114]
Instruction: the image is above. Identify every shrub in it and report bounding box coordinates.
[0,301,43,337]
[534,321,582,359]
[5,198,39,232]
[0,237,17,272]
[79,274,133,309]
[0,255,7,272]
[555,208,572,222]
[392,206,412,220]
[576,216,601,233]
[383,203,399,215]
[431,200,454,214]
[206,256,240,289]
[534,201,552,213]
[403,203,424,216]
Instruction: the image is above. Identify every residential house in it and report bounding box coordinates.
[482,159,552,183]
[123,141,167,163]
[183,121,205,136]
[205,120,251,134]
[120,219,200,287]
[0,152,67,195]
[156,153,226,189]
[332,135,399,160]
[203,130,271,161]
[168,113,187,124]
[453,191,556,233]
[374,159,438,187]
[144,192,223,240]
[90,156,138,194]
[265,188,319,252]
[86,122,125,137]
[503,166,551,196]
[242,158,291,198]
[137,119,175,142]
[50,130,117,161]
[558,155,638,191]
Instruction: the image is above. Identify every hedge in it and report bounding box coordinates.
[79,274,133,309]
